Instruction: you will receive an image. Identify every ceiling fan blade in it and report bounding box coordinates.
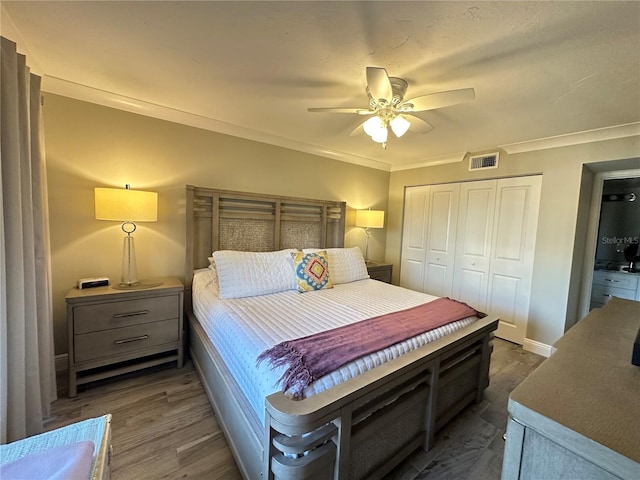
[308,107,374,114]
[366,67,393,105]
[405,114,435,134]
[401,88,475,112]
[349,123,365,137]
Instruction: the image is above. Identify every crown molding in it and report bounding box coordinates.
[499,122,640,154]
[41,75,392,172]
[40,75,639,173]
[390,152,468,172]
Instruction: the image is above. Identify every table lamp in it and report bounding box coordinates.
[95,185,161,289]
[355,209,385,263]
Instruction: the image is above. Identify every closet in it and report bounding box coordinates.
[400,175,541,344]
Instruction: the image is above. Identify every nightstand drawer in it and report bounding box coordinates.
[74,318,179,363]
[74,294,180,334]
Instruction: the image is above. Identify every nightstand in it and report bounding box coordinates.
[366,262,393,284]
[66,277,184,397]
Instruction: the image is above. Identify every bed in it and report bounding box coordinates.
[185,185,499,480]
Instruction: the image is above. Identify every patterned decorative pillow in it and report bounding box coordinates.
[291,251,333,292]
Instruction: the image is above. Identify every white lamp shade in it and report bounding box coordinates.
[390,115,411,138]
[95,187,158,222]
[371,126,388,143]
[363,116,384,137]
[355,209,385,228]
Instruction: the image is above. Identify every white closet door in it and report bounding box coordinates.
[488,176,542,344]
[452,180,497,311]
[423,183,460,297]
[400,186,430,291]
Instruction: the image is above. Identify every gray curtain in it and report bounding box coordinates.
[1,36,57,443]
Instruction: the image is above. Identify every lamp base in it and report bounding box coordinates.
[112,280,163,291]
[364,229,371,263]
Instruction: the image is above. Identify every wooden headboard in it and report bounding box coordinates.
[185,185,346,286]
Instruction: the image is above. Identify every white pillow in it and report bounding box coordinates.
[302,247,369,284]
[212,249,297,299]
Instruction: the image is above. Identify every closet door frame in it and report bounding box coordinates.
[400,175,542,345]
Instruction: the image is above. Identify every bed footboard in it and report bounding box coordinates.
[265,316,497,480]
[189,310,496,479]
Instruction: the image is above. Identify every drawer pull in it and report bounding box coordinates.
[113,310,149,318]
[603,294,613,298]
[604,279,620,283]
[114,335,149,345]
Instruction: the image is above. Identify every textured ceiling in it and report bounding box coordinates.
[2,1,639,171]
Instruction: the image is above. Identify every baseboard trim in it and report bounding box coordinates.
[56,353,68,374]
[523,338,554,358]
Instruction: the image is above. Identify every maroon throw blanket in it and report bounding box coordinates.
[257,297,485,397]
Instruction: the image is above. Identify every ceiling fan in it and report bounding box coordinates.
[308,67,475,149]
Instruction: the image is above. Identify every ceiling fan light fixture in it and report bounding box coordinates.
[371,126,388,143]
[363,116,384,137]
[308,67,474,150]
[390,115,410,138]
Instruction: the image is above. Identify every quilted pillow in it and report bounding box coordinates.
[212,249,297,299]
[291,251,333,292]
[302,247,369,284]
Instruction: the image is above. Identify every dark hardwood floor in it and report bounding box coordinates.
[47,338,543,479]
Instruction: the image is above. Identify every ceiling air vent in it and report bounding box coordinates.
[469,153,499,171]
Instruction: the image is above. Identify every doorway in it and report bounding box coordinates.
[578,168,640,319]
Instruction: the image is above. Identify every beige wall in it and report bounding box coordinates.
[44,94,390,355]
[386,140,640,347]
[42,92,640,354]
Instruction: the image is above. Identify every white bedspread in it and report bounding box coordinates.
[192,268,477,421]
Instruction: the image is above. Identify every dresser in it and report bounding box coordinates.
[366,262,393,283]
[502,298,640,480]
[66,277,184,397]
[590,269,640,310]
